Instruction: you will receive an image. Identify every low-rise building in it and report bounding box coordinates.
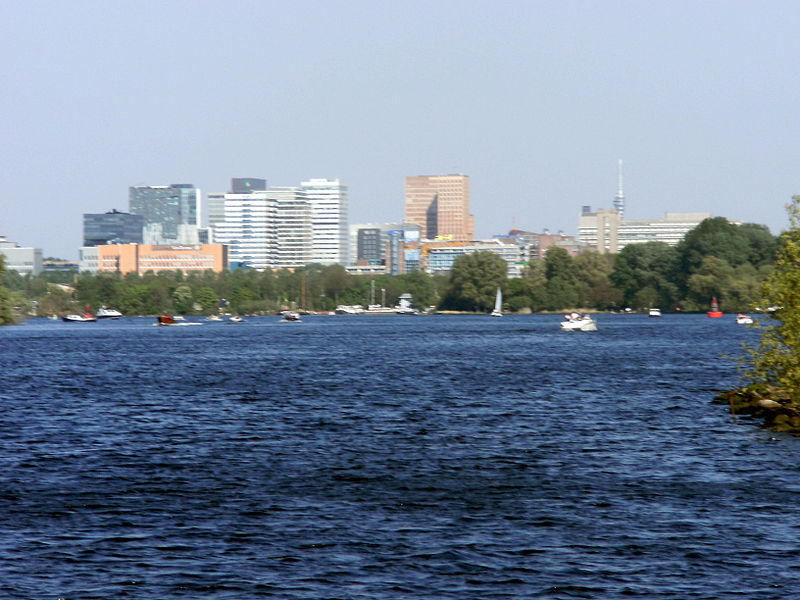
[423,239,527,278]
[80,243,227,274]
[0,236,43,275]
[578,207,712,253]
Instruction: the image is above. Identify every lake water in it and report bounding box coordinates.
[1,314,799,599]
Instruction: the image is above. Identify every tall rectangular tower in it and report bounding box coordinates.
[404,175,474,240]
[301,178,348,265]
[211,186,312,270]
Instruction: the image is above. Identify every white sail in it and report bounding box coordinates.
[491,287,503,317]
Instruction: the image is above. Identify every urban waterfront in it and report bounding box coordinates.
[1,314,799,599]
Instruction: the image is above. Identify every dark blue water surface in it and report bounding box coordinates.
[2,314,799,599]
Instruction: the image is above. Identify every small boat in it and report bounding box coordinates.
[335,305,364,315]
[96,306,123,319]
[560,312,597,331]
[157,314,178,326]
[736,313,754,325]
[205,314,222,321]
[62,306,97,322]
[155,314,201,326]
[648,308,662,317]
[490,287,503,317]
[707,297,723,318]
[280,310,301,322]
[228,315,244,323]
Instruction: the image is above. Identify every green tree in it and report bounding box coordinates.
[321,264,352,304]
[742,196,800,397]
[0,255,14,325]
[172,284,194,314]
[439,252,508,311]
[610,242,680,310]
[195,287,220,313]
[542,247,580,310]
[573,251,622,309]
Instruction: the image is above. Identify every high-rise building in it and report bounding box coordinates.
[129,184,201,244]
[404,175,474,240]
[211,185,312,270]
[356,228,383,265]
[301,178,348,265]
[83,209,144,247]
[271,187,313,269]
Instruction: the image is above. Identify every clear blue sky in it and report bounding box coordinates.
[2,0,799,259]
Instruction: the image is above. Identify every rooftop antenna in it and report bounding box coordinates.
[613,159,625,218]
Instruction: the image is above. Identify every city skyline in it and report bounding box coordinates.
[3,2,799,260]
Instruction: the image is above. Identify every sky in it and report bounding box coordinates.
[2,0,799,260]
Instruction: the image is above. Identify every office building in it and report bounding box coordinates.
[421,239,526,278]
[301,178,348,265]
[404,175,474,240]
[578,208,712,253]
[211,184,312,270]
[83,209,144,247]
[80,243,227,274]
[349,222,403,267]
[129,184,201,244]
[0,236,42,275]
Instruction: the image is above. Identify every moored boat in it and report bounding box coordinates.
[648,308,662,317]
[736,313,754,325]
[96,306,123,319]
[280,310,301,321]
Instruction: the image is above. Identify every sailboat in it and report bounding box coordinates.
[490,288,503,317]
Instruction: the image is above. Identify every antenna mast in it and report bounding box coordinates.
[613,159,625,218]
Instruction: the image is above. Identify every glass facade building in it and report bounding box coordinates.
[83,209,144,247]
[129,184,200,243]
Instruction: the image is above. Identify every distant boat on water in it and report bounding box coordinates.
[490,288,503,317]
[96,306,122,319]
[648,308,662,317]
[62,306,96,322]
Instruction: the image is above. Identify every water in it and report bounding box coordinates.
[1,314,799,599]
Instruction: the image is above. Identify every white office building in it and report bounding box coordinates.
[211,188,312,270]
[578,208,712,253]
[301,178,348,265]
[0,236,42,275]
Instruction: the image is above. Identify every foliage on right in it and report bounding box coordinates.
[741,196,800,398]
[0,255,14,325]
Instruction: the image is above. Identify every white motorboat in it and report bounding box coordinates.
[648,308,662,317]
[62,307,97,322]
[490,287,503,317]
[62,312,97,322]
[280,310,301,321]
[228,315,244,323]
[335,305,364,315]
[736,313,754,325]
[96,306,123,319]
[206,314,223,321]
[560,313,597,331]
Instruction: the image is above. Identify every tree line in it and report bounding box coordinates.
[0,217,780,319]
